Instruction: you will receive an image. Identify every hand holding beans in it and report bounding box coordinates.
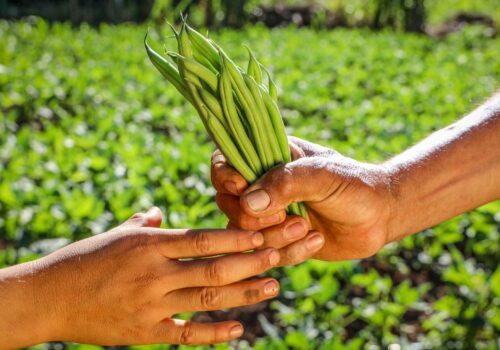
[211,136,393,262]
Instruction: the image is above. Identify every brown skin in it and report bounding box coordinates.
[212,93,500,261]
[212,151,326,265]
[0,207,321,348]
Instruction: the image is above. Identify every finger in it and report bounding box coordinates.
[239,156,338,217]
[216,192,286,230]
[211,149,248,195]
[259,216,309,249]
[164,278,279,314]
[175,248,280,288]
[288,136,339,159]
[153,319,244,345]
[277,231,325,266]
[119,207,163,229]
[155,228,265,259]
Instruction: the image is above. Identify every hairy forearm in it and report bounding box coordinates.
[385,93,500,241]
[0,262,49,348]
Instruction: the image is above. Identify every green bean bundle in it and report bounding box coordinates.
[145,22,308,219]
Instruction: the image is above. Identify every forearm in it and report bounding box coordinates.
[0,262,50,348]
[386,93,500,242]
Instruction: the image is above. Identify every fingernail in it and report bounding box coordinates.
[252,232,264,246]
[263,280,279,295]
[229,325,243,338]
[146,206,158,215]
[259,213,282,225]
[268,249,280,265]
[245,189,270,212]
[306,234,324,251]
[213,154,225,164]
[284,222,306,241]
[224,181,239,195]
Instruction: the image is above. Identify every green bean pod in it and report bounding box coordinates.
[219,68,262,175]
[176,23,197,94]
[144,33,192,103]
[288,202,300,216]
[297,202,308,219]
[260,88,291,162]
[193,52,218,73]
[243,74,283,165]
[177,23,193,59]
[245,46,263,85]
[205,108,257,182]
[198,88,227,128]
[174,54,218,92]
[175,25,210,125]
[220,51,273,168]
[261,65,278,102]
[185,24,221,70]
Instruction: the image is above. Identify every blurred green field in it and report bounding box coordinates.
[250,0,500,26]
[1,18,499,350]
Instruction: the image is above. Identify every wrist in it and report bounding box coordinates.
[381,161,409,244]
[0,261,53,347]
[30,256,68,343]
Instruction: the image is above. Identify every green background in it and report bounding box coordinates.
[1,4,499,349]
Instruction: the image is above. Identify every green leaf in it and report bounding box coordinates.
[285,331,309,350]
[490,266,500,297]
[288,264,312,292]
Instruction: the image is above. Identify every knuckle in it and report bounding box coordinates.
[247,251,271,272]
[133,272,160,287]
[179,322,194,345]
[118,231,152,253]
[237,215,258,230]
[260,253,271,270]
[194,232,212,255]
[234,233,247,252]
[205,261,225,285]
[276,166,294,195]
[283,247,306,266]
[130,212,144,220]
[123,324,143,342]
[316,158,334,177]
[199,287,221,309]
[243,288,261,304]
[132,300,153,315]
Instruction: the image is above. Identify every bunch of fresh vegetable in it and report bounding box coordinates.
[145,22,307,218]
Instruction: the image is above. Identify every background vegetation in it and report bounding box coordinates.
[1,1,499,349]
[3,0,500,30]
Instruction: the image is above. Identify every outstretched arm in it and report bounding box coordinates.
[0,207,317,348]
[211,92,500,261]
[386,92,500,242]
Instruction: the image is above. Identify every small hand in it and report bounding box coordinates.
[211,136,396,261]
[10,208,284,347]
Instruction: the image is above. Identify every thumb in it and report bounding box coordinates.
[120,206,163,228]
[240,157,336,217]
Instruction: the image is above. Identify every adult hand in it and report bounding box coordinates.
[212,148,326,265]
[211,137,395,262]
[0,207,284,347]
